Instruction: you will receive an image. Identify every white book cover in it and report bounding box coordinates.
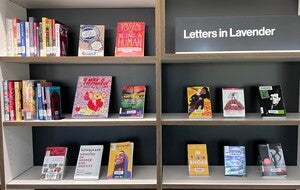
[74,145,104,180]
[222,88,245,117]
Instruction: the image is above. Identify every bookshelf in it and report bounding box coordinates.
[1,0,300,189]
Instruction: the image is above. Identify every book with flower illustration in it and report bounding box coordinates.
[72,76,112,118]
[222,88,245,117]
[187,144,209,176]
[187,86,212,118]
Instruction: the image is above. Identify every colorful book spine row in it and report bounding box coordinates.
[2,80,62,121]
[5,17,69,57]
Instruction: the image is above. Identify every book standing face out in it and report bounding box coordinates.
[222,88,245,117]
[115,22,145,57]
[187,86,212,118]
[107,141,134,179]
[224,146,246,176]
[72,76,112,119]
[119,85,146,118]
[187,144,209,176]
[74,145,104,180]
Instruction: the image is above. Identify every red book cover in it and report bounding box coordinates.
[8,81,16,121]
[72,76,112,119]
[115,22,145,57]
[60,25,69,56]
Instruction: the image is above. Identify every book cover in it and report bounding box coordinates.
[222,88,245,117]
[45,86,62,120]
[40,147,68,180]
[107,141,134,179]
[115,22,145,57]
[258,143,287,178]
[74,145,104,180]
[14,81,23,121]
[187,144,209,176]
[3,81,10,121]
[258,85,286,117]
[59,24,69,56]
[22,80,39,120]
[8,81,16,121]
[187,86,212,118]
[119,85,146,118]
[224,146,246,176]
[78,25,105,56]
[72,76,112,119]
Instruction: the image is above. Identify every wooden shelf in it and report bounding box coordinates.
[162,113,300,126]
[162,52,300,63]
[3,113,157,127]
[163,165,300,189]
[7,165,157,189]
[9,0,155,8]
[0,56,156,64]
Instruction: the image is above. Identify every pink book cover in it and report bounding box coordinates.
[115,22,145,57]
[72,76,112,119]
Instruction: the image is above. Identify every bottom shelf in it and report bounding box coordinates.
[7,165,157,189]
[163,165,300,189]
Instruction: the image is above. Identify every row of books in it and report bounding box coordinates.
[41,141,134,180]
[188,85,286,118]
[188,143,287,178]
[6,17,69,57]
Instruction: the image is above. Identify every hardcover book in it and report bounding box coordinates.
[224,146,246,176]
[258,143,287,178]
[119,85,146,118]
[107,141,134,179]
[72,76,112,119]
[41,147,68,180]
[222,88,245,117]
[187,144,209,176]
[115,22,145,57]
[22,80,41,120]
[78,25,105,56]
[74,145,104,180]
[45,86,62,120]
[258,85,286,117]
[187,86,212,118]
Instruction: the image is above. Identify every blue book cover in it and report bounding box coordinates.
[46,86,62,120]
[19,20,26,57]
[224,146,246,176]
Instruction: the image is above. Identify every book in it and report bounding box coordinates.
[8,81,16,121]
[78,25,105,56]
[14,81,23,121]
[258,85,286,117]
[72,76,112,119]
[107,141,134,179]
[187,86,212,118]
[258,143,287,178]
[222,88,245,117]
[119,85,146,118]
[224,146,246,176]
[74,145,104,180]
[22,80,40,120]
[45,86,62,120]
[187,144,209,176]
[40,147,68,180]
[3,81,10,121]
[115,22,145,57]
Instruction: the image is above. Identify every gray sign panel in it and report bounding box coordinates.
[175,16,300,53]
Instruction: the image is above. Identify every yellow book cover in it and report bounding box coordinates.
[187,144,209,176]
[187,86,212,118]
[14,81,22,121]
[41,17,48,57]
[107,141,133,179]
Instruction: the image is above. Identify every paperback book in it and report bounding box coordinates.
[187,86,212,118]
[224,146,246,176]
[187,144,209,176]
[72,76,112,119]
[119,85,146,118]
[222,88,245,117]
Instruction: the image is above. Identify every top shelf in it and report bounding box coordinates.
[9,0,155,9]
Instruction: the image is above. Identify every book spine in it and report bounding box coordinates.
[38,22,42,57]
[19,20,26,57]
[41,18,47,57]
[55,23,61,56]
[45,87,52,120]
[14,81,23,121]
[8,81,16,121]
[22,80,36,120]
[29,17,35,57]
[12,18,20,56]
[36,83,44,120]
[45,18,52,57]
[6,18,13,56]
[25,21,30,57]
[60,25,68,56]
[52,19,56,57]
[17,22,21,56]
[3,81,10,121]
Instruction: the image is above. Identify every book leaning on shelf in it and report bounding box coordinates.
[107,141,134,179]
[222,88,245,117]
[224,146,246,176]
[187,144,209,176]
[187,86,212,118]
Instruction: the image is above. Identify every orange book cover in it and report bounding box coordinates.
[187,86,212,118]
[187,144,209,176]
[115,22,145,57]
[14,81,23,121]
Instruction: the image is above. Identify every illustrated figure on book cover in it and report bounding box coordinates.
[107,150,132,179]
[187,86,211,118]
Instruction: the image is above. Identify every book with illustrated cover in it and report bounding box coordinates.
[78,25,105,56]
[107,141,134,179]
[187,86,212,118]
[187,144,209,176]
[41,147,68,180]
[74,145,104,180]
[115,22,145,57]
[258,85,286,117]
[258,143,287,178]
[224,146,246,176]
[119,85,146,118]
[45,86,62,120]
[72,76,112,119]
[222,88,245,117]
[14,81,23,121]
